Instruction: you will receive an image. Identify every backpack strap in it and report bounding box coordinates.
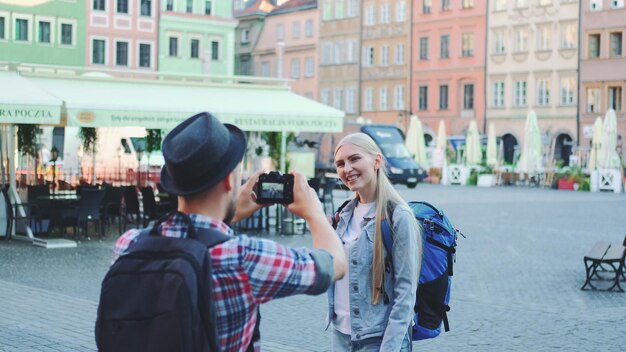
[331,199,352,229]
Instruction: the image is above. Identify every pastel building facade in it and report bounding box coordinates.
[0,0,86,67]
[486,0,579,165]
[412,0,486,141]
[234,0,277,75]
[159,0,237,76]
[86,0,158,74]
[318,0,361,120]
[580,0,626,163]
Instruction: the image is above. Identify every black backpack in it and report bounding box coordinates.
[95,213,230,352]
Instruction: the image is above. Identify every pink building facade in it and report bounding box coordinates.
[86,0,159,75]
[253,0,319,100]
[411,0,486,139]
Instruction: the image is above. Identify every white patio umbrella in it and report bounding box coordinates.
[598,109,621,169]
[486,122,497,167]
[405,115,428,166]
[587,116,603,171]
[516,110,543,176]
[432,120,447,168]
[464,120,482,166]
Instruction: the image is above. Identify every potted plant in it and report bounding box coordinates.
[477,165,495,187]
[556,165,588,191]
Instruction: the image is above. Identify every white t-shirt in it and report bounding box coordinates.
[334,201,376,334]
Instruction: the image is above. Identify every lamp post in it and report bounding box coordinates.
[117,145,123,185]
[136,149,144,187]
[50,146,59,193]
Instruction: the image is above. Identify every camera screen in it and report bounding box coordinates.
[260,182,284,199]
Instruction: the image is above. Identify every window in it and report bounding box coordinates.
[139,43,151,68]
[419,86,428,110]
[587,87,600,112]
[211,41,219,60]
[365,88,374,111]
[276,24,284,41]
[261,62,270,77]
[116,41,128,66]
[140,0,152,16]
[611,0,625,9]
[494,30,506,54]
[0,17,5,40]
[335,0,344,18]
[514,27,528,52]
[493,81,505,107]
[190,39,200,58]
[169,37,178,56]
[117,0,129,14]
[322,43,332,64]
[305,57,314,77]
[462,33,474,57]
[61,23,73,45]
[395,85,405,110]
[560,77,575,105]
[241,29,250,43]
[366,46,375,66]
[204,1,212,15]
[347,0,358,17]
[514,80,527,107]
[561,22,576,49]
[380,3,390,23]
[347,40,358,63]
[395,43,405,64]
[346,88,356,113]
[590,0,602,11]
[537,24,551,51]
[93,0,106,11]
[462,0,474,8]
[38,21,50,44]
[610,32,623,57]
[515,0,528,8]
[396,1,406,21]
[423,0,432,14]
[589,34,600,58]
[440,35,450,58]
[289,59,300,79]
[419,37,429,60]
[537,79,551,106]
[381,45,389,66]
[15,18,28,41]
[379,87,389,111]
[365,5,375,25]
[334,42,342,64]
[463,84,474,109]
[608,86,622,111]
[321,89,330,105]
[289,21,300,40]
[494,0,506,11]
[92,39,105,64]
[166,0,174,11]
[439,85,449,110]
[442,0,451,11]
[334,89,344,110]
[323,0,332,20]
[186,0,193,13]
[305,20,313,37]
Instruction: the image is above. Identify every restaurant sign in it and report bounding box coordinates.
[0,105,61,124]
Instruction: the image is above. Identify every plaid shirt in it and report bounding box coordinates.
[113,213,332,352]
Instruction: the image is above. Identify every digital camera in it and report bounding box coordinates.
[255,171,294,204]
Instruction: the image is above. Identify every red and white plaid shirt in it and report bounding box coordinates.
[112,213,332,352]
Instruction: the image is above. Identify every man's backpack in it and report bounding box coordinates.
[333,200,460,341]
[95,213,230,352]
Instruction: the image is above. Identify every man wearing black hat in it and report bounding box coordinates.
[111,112,346,352]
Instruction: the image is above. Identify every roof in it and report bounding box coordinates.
[269,0,317,16]
[234,0,276,18]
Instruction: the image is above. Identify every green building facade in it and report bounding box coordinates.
[0,0,86,67]
[159,0,237,76]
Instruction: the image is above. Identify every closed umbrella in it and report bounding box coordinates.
[432,120,447,168]
[486,123,497,167]
[598,109,621,169]
[464,120,482,166]
[516,110,543,176]
[587,116,603,171]
[405,115,428,166]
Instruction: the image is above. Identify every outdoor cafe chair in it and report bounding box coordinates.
[102,186,124,235]
[61,188,106,242]
[122,186,142,230]
[140,187,170,227]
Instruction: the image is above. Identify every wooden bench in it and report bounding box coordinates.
[581,237,626,292]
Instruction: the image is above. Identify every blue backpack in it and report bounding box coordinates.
[333,200,460,341]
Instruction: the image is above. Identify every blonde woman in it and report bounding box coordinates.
[327,133,421,351]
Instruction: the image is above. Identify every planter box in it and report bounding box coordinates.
[477,174,496,187]
[557,178,576,190]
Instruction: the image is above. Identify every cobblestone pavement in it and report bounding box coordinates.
[1,184,625,351]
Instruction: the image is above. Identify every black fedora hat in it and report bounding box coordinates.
[160,112,247,196]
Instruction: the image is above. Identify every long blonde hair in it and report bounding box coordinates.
[335,133,421,304]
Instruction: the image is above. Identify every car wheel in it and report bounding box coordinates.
[407,182,417,189]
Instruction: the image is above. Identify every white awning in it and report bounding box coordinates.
[0,71,62,125]
[26,74,344,133]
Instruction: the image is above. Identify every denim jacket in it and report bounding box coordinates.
[326,198,419,351]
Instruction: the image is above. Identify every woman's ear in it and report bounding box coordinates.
[374,154,382,171]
